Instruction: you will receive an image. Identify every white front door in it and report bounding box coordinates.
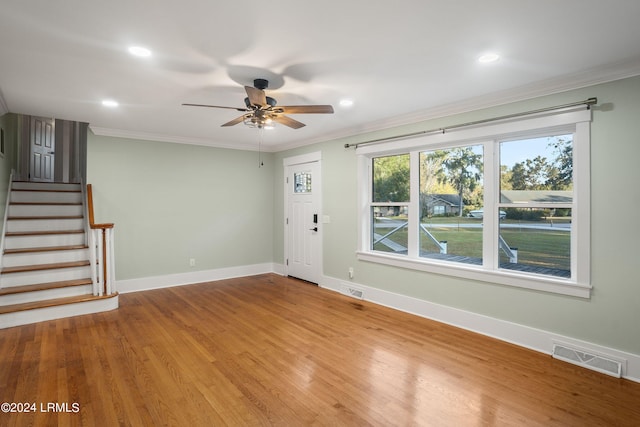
[285,158,322,284]
[30,116,55,182]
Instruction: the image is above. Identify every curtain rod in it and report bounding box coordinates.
[344,97,597,149]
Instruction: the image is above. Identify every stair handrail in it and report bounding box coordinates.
[86,184,116,296]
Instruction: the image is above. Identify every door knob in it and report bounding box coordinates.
[309,227,318,232]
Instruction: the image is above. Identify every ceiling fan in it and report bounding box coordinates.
[182,78,334,129]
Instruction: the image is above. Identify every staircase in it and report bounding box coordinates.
[0,181,118,329]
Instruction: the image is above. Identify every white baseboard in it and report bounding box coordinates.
[319,275,640,383]
[116,263,279,294]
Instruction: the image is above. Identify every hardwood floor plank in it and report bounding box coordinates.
[1,273,639,426]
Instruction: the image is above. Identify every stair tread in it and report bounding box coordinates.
[12,189,81,193]
[13,180,79,183]
[10,202,82,206]
[5,229,85,236]
[0,292,118,315]
[1,260,90,274]
[0,279,93,296]
[13,181,80,184]
[4,245,89,255]
[8,216,84,220]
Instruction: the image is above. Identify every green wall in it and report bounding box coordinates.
[274,75,640,356]
[87,135,275,280]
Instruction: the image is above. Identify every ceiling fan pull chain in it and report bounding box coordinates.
[258,128,264,168]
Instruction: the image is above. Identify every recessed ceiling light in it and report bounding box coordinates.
[102,99,119,108]
[339,99,354,107]
[128,46,152,58]
[478,53,500,63]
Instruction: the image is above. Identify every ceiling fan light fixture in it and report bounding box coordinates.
[243,115,257,127]
[243,114,275,129]
[262,116,275,129]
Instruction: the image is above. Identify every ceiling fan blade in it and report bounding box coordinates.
[245,86,267,108]
[272,114,306,129]
[182,103,248,112]
[275,105,334,114]
[221,115,247,127]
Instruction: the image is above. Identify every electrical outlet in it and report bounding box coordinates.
[189,258,196,267]
[348,267,354,279]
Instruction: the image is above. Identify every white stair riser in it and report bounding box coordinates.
[4,233,85,249]
[0,295,118,329]
[0,285,93,306]
[2,249,89,268]
[11,191,82,204]
[0,266,91,287]
[11,182,81,192]
[9,204,83,217]
[7,218,84,232]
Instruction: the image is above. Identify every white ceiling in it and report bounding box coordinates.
[1,1,640,152]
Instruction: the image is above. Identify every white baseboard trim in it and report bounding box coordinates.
[319,275,640,383]
[272,263,286,276]
[116,263,279,294]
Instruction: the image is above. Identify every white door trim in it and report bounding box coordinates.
[283,152,322,167]
[283,151,322,283]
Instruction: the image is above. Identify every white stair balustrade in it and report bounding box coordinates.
[86,184,116,297]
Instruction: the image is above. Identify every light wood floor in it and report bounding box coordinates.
[1,274,639,426]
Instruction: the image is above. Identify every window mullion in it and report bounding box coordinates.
[407,151,420,258]
[483,140,498,269]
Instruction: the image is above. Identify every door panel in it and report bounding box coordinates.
[30,116,55,182]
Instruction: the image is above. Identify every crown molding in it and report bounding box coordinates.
[89,126,274,152]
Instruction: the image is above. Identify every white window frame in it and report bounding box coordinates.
[356,108,592,298]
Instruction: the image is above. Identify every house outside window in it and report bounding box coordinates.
[419,144,484,265]
[357,108,591,298]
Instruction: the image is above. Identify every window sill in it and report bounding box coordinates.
[356,251,591,298]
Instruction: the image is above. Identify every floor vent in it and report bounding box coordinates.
[343,286,364,300]
[552,343,622,378]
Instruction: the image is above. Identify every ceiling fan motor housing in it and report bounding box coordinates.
[253,78,269,90]
[244,96,277,109]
